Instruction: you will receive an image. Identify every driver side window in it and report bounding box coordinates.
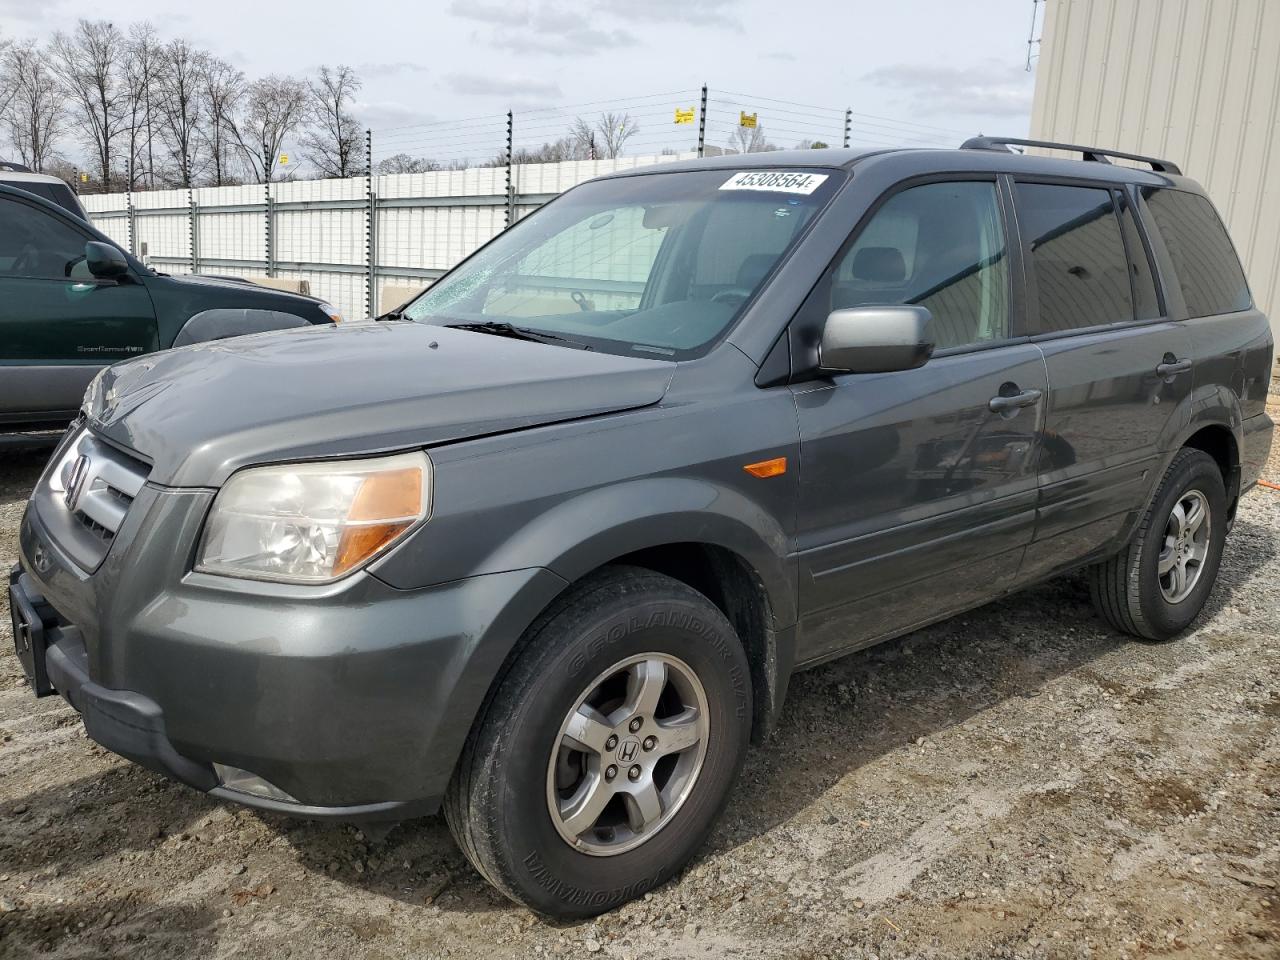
[831,181,1010,350]
[0,197,91,281]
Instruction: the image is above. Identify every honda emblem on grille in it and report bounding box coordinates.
[64,454,90,512]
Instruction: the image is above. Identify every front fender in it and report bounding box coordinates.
[484,477,797,628]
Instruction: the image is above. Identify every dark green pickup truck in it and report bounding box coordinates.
[0,182,340,431]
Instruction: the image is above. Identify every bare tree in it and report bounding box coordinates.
[231,75,306,181]
[50,20,130,188]
[1,41,64,172]
[569,116,598,159]
[122,23,162,188]
[569,113,636,159]
[200,56,245,185]
[728,123,775,154]
[298,65,363,178]
[596,111,637,158]
[506,136,582,164]
[0,33,13,122]
[154,38,207,186]
[377,153,442,174]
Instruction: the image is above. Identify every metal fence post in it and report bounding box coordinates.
[264,185,275,278]
[126,193,136,257]
[125,159,136,257]
[505,110,515,228]
[366,128,376,317]
[188,188,199,274]
[843,108,852,149]
[697,85,708,158]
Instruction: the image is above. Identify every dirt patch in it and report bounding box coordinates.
[1,415,1279,960]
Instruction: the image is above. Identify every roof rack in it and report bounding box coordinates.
[0,161,34,173]
[959,136,1182,175]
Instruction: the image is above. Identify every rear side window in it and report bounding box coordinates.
[1143,188,1251,318]
[1015,183,1132,332]
[1116,192,1162,320]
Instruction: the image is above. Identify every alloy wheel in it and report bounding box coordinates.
[1158,488,1210,604]
[546,653,709,856]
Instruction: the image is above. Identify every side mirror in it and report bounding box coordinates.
[85,241,129,280]
[819,305,935,374]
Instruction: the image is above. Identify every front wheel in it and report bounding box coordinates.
[1089,448,1227,640]
[445,566,752,917]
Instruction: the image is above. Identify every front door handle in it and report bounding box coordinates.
[988,388,1042,413]
[1156,358,1192,378]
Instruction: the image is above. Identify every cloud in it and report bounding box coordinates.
[444,73,563,100]
[590,0,742,27]
[358,61,433,81]
[359,101,438,131]
[491,25,635,56]
[448,0,530,26]
[449,0,638,56]
[0,0,62,21]
[763,51,797,62]
[862,61,1035,119]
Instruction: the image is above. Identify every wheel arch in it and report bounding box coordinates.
[1178,420,1242,521]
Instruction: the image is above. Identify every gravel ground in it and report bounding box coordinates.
[1,409,1278,960]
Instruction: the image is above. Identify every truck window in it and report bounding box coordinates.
[1143,188,1251,318]
[1015,182,1133,333]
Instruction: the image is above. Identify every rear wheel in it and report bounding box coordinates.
[1089,448,1227,640]
[445,566,751,917]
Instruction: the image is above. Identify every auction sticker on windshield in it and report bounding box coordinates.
[720,171,829,194]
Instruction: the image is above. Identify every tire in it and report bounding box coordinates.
[1089,448,1227,640]
[444,565,752,918]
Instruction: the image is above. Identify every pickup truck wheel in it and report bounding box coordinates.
[1088,448,1227,640]
[444,566,751,918]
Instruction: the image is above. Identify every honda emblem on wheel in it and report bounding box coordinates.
[617,738,639,763]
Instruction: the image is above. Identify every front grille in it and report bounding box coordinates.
[41,427,150,568]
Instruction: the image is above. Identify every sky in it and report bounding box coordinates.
[0,0,1041,169]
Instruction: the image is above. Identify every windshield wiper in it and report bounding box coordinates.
[444,321,591,349]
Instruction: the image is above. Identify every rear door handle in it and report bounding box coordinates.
[988,388,1043,413]
[1156,358,1192,377]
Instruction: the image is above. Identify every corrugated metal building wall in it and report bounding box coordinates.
[1029,0,1280,335]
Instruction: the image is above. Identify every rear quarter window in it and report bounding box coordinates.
[1143,188,1251,318]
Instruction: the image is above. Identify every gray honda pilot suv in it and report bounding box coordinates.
[11,139,1274,917]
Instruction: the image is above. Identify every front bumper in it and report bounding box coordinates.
[15,488,566,820]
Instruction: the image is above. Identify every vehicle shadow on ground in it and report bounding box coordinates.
[3,518,1274,925]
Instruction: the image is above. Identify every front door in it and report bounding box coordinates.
[1010,181,1193,582]
[0,195,157,424]
[792,179,1045,663]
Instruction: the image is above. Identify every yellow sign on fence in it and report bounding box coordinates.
[739,112,758,128]
[674,107,695,125]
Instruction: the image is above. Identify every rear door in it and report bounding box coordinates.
[1012,180,1193,583]
[0,195,157,424]
[793,177,1047,662]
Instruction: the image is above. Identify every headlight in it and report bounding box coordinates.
[195,450,430,584]
[317,301,344,324]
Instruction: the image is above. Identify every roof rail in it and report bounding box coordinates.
[0,160,33,173]
[959,136,1182,175]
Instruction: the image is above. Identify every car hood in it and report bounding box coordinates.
[86,320,675,486]
[157,271,320,302]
